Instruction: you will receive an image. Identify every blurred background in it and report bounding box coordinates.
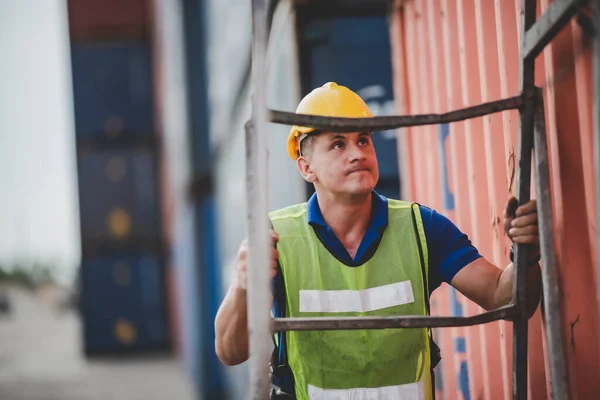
[1,0,598,399]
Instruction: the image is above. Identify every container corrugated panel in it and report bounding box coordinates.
[299,15,401,198]
[80,254,168,353]
[77,147,159,244]
[389,0,599,398]
[70,43,155,137]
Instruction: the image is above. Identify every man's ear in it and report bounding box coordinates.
[297,156,316,183]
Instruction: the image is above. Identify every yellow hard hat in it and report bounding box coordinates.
[287,82,373,160]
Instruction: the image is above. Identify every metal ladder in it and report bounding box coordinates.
[245,0,600,398]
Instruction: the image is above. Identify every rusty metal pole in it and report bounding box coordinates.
[245,120,271,400]
[513,0,537,398]
[533,89,570,399]
[248,0,272,398]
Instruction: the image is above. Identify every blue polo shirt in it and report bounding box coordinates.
[305,191,482,293]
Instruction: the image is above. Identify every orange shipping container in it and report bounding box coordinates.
[389,0,599,399]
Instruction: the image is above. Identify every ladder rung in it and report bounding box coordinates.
[523,0,583,61]
[271,304,516,332]
[269,95,523,131]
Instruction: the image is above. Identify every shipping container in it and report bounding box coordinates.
[70,42,155,137]
[80,254,169,353]
[389,1,599,398]
[68,0,172,357]
[67,0,150,41]
[76,147,160,246]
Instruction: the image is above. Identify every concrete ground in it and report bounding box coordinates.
[0,285,196,400]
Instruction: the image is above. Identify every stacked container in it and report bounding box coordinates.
[67,0,170,354]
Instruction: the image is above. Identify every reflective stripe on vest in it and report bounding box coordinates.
[270,199,432,400]
[308,377,425,400]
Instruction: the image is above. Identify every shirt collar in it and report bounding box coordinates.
[306,191,389,231]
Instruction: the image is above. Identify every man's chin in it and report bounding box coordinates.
[342,185,375,198]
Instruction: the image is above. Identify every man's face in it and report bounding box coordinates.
[298,131,379,198]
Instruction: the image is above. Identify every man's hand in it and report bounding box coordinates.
[503,196,540,257]
[450,196,542,312]
[234,230,279,290]
[215,230,280,366]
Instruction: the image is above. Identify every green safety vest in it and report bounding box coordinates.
[270,199,432,400]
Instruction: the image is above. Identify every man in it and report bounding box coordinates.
[215,82,542,399]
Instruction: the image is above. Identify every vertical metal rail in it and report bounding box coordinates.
[513,0,537,398]
[594,0,600,353]
[533,89,571,399]
[248,0,272,399]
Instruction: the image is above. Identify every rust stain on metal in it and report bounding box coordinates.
[570,314,580,351]
[508,149,516,195]
[491,209,501,228]
[495,216,501,239]
[491,208,501,239]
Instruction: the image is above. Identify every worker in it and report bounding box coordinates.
[214,82,542,400]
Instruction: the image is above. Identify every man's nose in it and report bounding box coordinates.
[347,142,367,162]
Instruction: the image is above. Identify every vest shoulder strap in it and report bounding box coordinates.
[269,203,307,221]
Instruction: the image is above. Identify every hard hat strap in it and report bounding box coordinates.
[297,133,309,157]
[297,130,320,157]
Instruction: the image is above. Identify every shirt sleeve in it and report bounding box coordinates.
[418,205,482,294]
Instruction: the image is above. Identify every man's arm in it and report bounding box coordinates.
[214,232,279,366]
[215,281,250,366]
[450,257,541,314]
[450,197,542,315]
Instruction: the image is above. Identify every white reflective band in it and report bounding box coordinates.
[308,379,425,400]
[299,281,414,313]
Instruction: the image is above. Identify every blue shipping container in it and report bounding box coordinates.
[300,15,400,198]
[80,254,168,353]
[71,42,155,136]
[77,147,159,241]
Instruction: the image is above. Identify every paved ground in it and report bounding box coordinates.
[0,285,196,400]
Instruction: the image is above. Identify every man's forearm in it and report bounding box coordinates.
[214,285,250,366]
[494,262,542,316]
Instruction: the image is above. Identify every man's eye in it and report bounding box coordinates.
[358,137,370,145]
[332,141,344,149]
